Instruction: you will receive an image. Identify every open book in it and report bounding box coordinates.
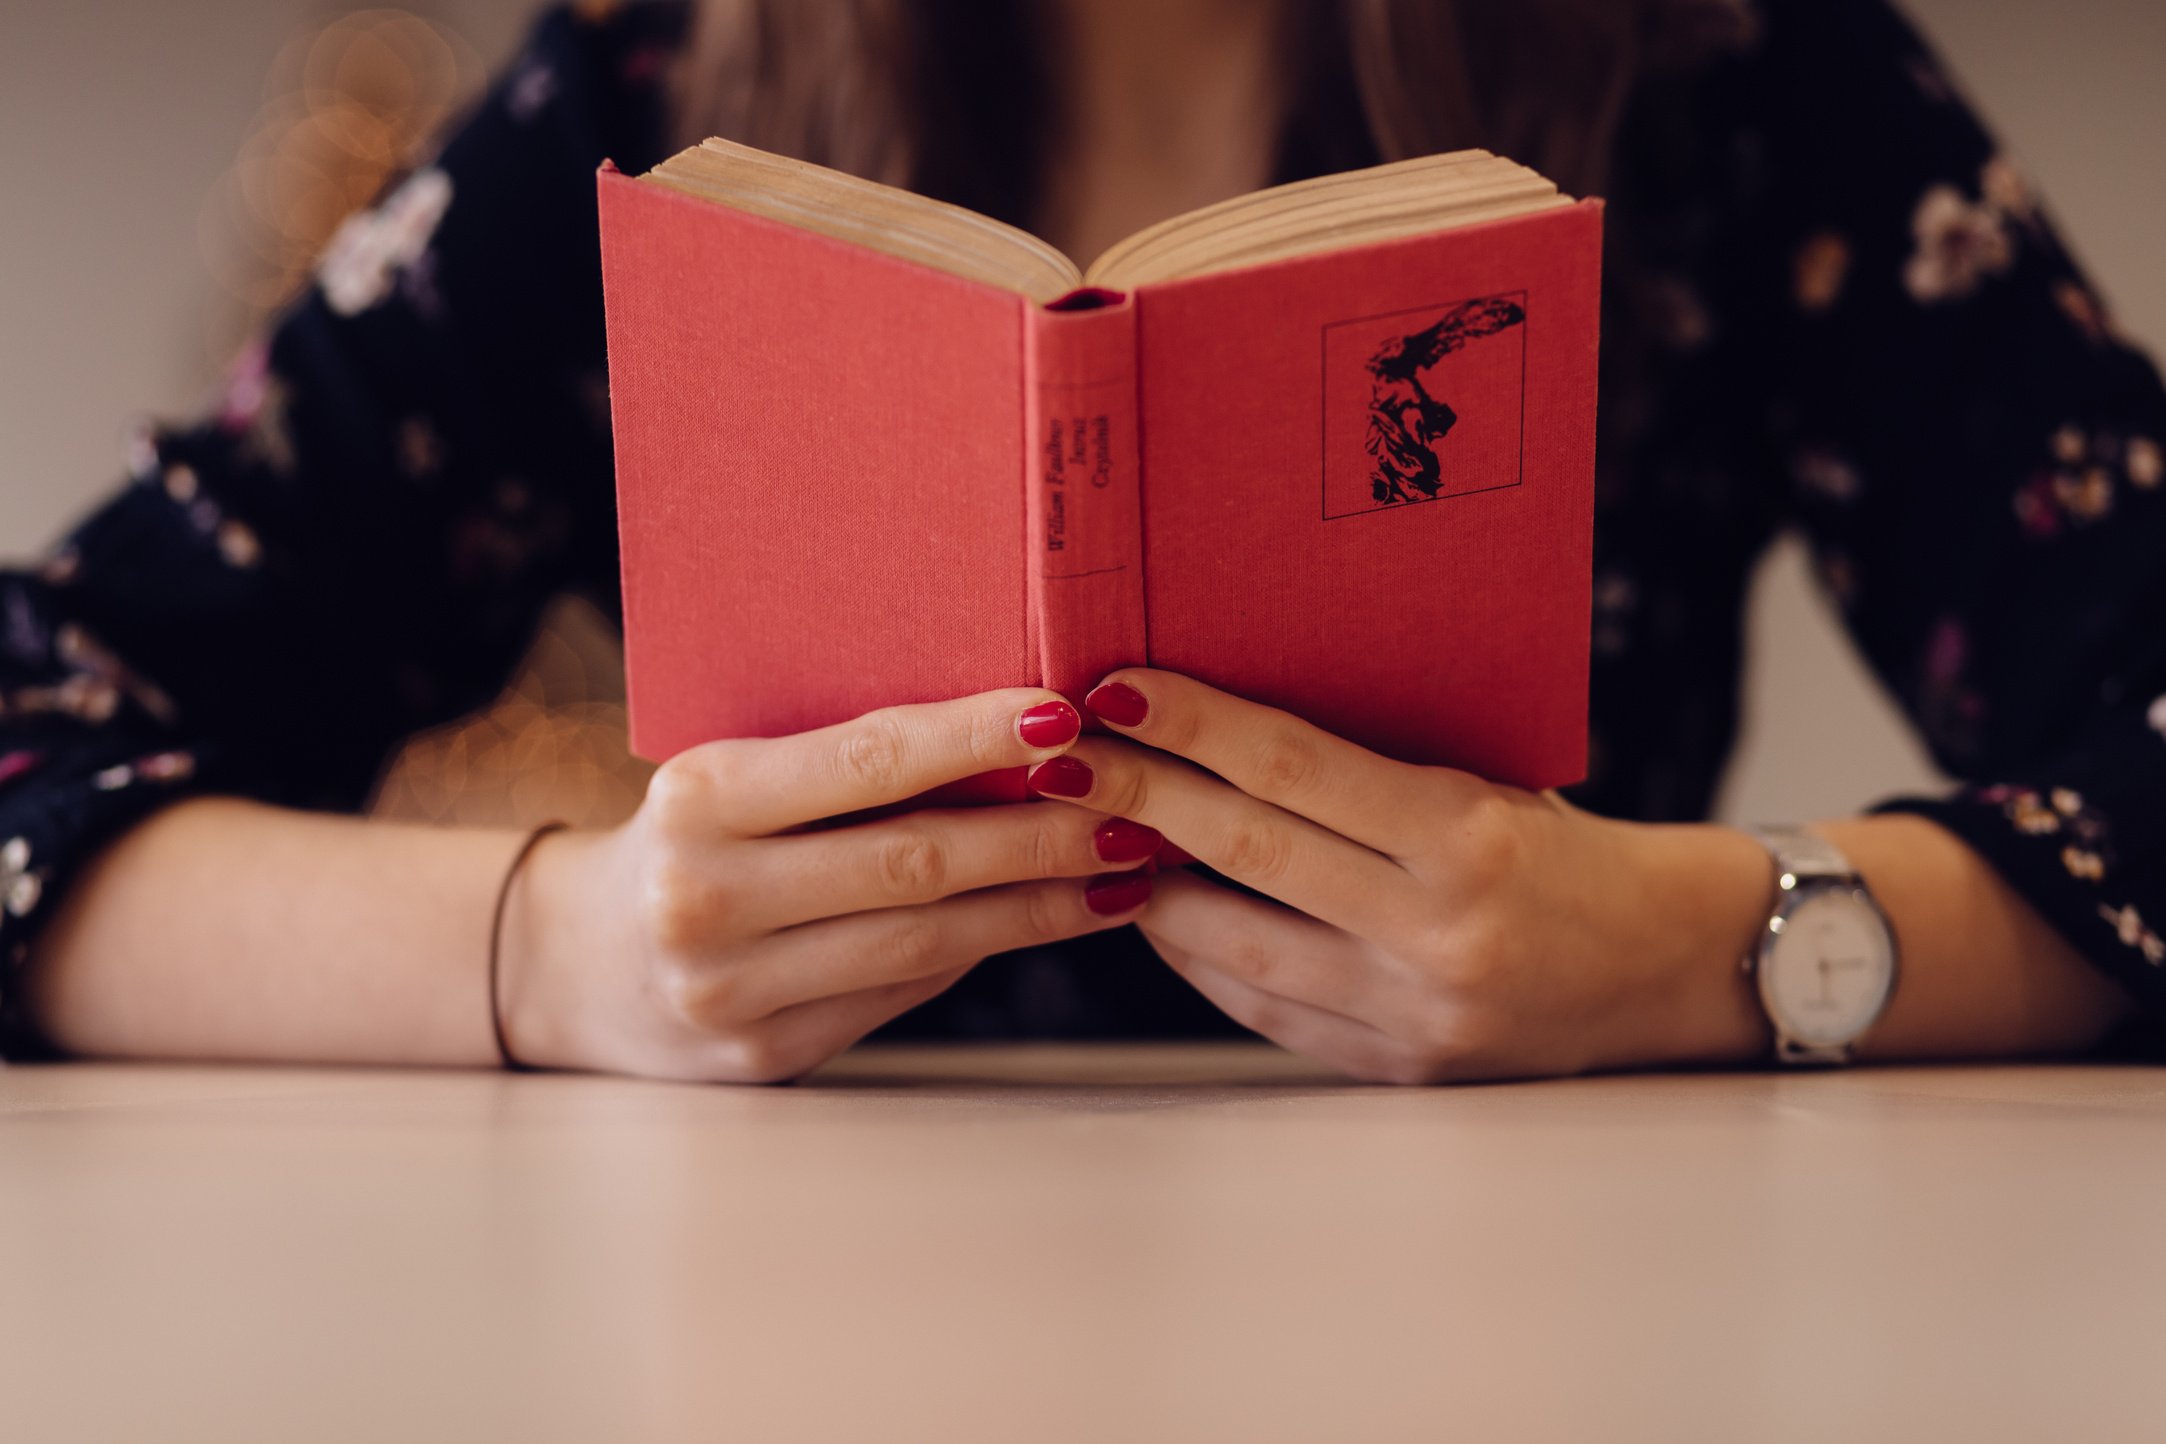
[599,139,1602,794]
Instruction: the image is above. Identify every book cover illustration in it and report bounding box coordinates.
[1321,291,1528,519]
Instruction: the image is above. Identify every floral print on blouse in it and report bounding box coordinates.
[1,0,2162,1053]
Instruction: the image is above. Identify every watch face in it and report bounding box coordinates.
[1762,885,1897,1049]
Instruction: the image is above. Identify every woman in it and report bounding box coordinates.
[4,0,2159,1083]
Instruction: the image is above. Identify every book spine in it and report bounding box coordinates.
[1022,292,1147,702]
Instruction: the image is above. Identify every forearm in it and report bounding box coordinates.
[1650,813,2138,1066]
[22,798,527,1067]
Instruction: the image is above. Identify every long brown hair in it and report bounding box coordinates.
[670,0,1754,230]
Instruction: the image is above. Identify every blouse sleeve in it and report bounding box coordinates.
[0,6,676,1056]
[1728,0,2166,1021]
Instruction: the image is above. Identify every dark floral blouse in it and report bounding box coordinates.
[2,0,2163,1055]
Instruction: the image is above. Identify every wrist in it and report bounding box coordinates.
[496,823,620,1071]
[1619,821,1775,1068]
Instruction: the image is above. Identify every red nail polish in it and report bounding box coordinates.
[1017,700,1081,749]
[1084,871,1154,916]
[1093,817,1162,863]
[1084,681,1149,728]
[1026,755,1094,798]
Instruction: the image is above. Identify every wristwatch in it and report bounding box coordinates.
[1742,827,1900,1065]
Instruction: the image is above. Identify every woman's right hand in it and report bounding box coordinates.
[496,689,1160,1082]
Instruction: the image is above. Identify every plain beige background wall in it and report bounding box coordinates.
[1,0,2160,824]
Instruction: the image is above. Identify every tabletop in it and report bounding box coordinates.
[3,1045,2163,1443]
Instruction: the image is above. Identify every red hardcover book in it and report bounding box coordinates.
[599,141,1601,795]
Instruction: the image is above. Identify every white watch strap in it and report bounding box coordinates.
[1746,825,1854,882]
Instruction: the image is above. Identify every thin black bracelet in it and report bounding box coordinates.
[489,820,568,1072]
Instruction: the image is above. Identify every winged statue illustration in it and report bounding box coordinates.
[1361,295,1525,506]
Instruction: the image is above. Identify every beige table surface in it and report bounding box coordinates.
[2,1045,2163,1443]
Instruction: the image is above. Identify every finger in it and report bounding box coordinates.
[1029,736,1406,935]
[1136,878,1415,1083]
[671,688,1085,837]
[1136,867,1398,1022]
[1156,949,1421,1085]
[696,870,1154,1020]
[732,963,977,1083]
[1083,668,1448,854]
[741,804,1161,927]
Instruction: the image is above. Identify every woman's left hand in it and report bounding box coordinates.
[1029,669,1780,1084]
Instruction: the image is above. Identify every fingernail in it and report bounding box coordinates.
[1017,700,1081,749]
[1026,755,1094,798]
[1084,681,1149,728]
[1093,817,1162,863]
[1084,871,1154,915]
